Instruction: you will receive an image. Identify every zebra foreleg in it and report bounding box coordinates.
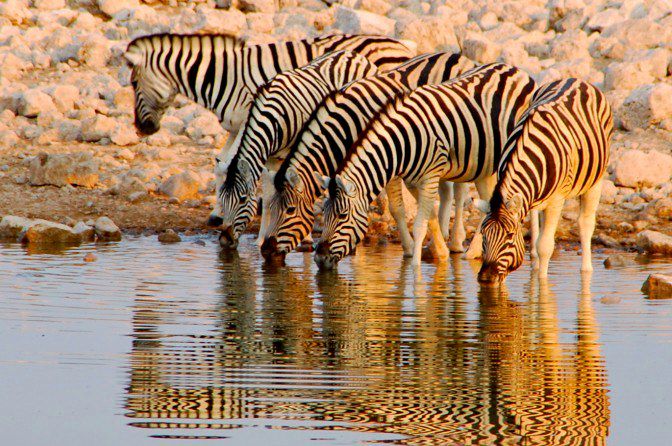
[256,169,275,247]
[448,182,468,253]
[578,181,602,272]
[411,179,440,269]
[464,175,497,259]
[537,198,565,279]
[438,181,453,240]
[530,209,540,266]
[386,178,414,257]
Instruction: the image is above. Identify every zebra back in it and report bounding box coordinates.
[125,33,414,133]
[494,78,613,215]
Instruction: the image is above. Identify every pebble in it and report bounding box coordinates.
[83,253,97,262]
[158,229,182,243]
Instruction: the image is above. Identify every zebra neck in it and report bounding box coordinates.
[345,146,396,204]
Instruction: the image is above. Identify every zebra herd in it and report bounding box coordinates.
[125,32,613,284]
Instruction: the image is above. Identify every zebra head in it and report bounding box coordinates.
[261,169,329,262]
[211,158,258,249]
[124,45,176,136]
[477,193,526,285]
[314,174,368,270]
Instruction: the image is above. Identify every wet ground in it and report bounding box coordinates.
[1,236,671,445]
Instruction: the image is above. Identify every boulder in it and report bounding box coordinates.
[0,53,32,81]
[585,8,624,32]
[239,0,276,14]
[158,229,182,243]
[0,0,31,25]
[637,230,672,255]
[396,17,459,53]
[97,0,139,17]
[49,85,80,113]
[29,152,100,188]
[78,35,112,68]
[73,221,96,242]
[185,115,224,140]
[358,0,392,15]
[620,83,672,130]
[334,6,396,35]
[603,254,629,268]
[600,179,618,204]
[0,215,34,240]
[613,150,672,188]
[159,171,201,201]
[22,221,81,245]
[110,126,140,146]
[602,18,672,50]
[195,7,247,35]
[604,50,671,91]
[94,216,121,241]
[81,115,117,142]
[33,0,66,10]
[18,89,56,118]
[461,34,501,64]
[649,197,672,220]
[642,274,672,299]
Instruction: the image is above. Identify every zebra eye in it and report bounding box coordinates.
[239,195,248,204]
[338,211,348,220]
[286,206,296,215]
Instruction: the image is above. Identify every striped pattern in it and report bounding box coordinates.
[478,78,613,283]
[314,63,536,269]
[125,33,414,136]
[211,50,378,247]
[260,52,476,260]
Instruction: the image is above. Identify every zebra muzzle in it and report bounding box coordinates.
[477,263,506,286]
[219,226,238,250]
[260,237,286,264]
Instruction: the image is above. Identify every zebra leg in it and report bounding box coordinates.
[386,178,414,257]
[448,182,468,253]
[256,169,275,247]
[537,198,565,279]
[530,209,540,268]
[578,181,603,272]
[411,179,440,269]
[427,206,449,262]
[464,175,497,259]
[438,181,453,240]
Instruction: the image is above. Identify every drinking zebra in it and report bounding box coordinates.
[123,33,414,192]
[259,52,476,262]
[477,79,613,284]
[207,50,379,249]
[314,63,537,270]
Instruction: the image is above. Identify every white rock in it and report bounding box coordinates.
[0,215,34,240]
[18,89,56,118]
[0,130,19,147]
[97,0,139,17]
[0,0,31,25]
[110,126,140,146]
[195,7,247,34]
[94,216,122,241]
[604,49,671,91]
[642,274,672,299]
[613,149,672,188]
[478,11,499,31]
[637,231,672,256]
[239,0,276,14]
[185,115,224,140]
[602,18,672,50]
[81,115,117,142]
[600,179,618,204]
[549,29,590,61]
[246,13,275,34]
[396,17,459,53]
[620,83,672,130]
[49,85,80,113]
[358,0,392,16]
[33,0,66,10]
[72,221,95,241]
[22,221,82,245]
[78,35,112,68]
[334,6,396,35]
[29,152,100,188]
[159,171,202,201]
[0,52,32,81]
[585,8,624,32]
[462,34,501,64]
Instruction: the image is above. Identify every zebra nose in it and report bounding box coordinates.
[315,240,331,256]
[219,226,238,249]
[135,116,159,135]
[477,263,503,286]
[207,214,223,227]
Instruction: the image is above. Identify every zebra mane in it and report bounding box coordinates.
[126,32,244,53]
[223,153,242,190]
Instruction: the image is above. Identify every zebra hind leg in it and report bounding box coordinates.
[386,178,414,257]
[428,202,449,262]
[578,181,603,272]
[536,198,565,279]
[438,182,453,240]
[411,179,441,269]
[448,182,468,253]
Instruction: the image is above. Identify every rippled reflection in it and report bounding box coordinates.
[125,244,610,445]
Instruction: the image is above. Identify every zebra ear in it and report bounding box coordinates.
[312,171,331,193]
[124,50,143,67]
[335,174,356,198]
[474,199,490,214]
[505,194,523,214]
[286,169,303,193]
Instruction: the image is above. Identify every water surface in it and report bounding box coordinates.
[1,236,671,445]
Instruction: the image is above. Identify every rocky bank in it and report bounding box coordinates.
[0,0,671,254]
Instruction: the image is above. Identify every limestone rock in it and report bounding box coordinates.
[33,0,66,10]
[0,215,34,240]
[613,150,672,188]
[81,115,117,142]
[22,221,82,245]
[50,85,80,113]
[195,7,247,34]
[637,230,672,255]
[600,179,618,204]
[159,171,201,201]
[334,6,396,35]
[94,216,122,241]
[29,152,100,188]
[396,17,459,53]
[158,229,182,243]
[110,126,140,146]
[239,0,276,14]
[462,34,501,64]
[73,221,96,242]
[97,0,139,17]
[603,254,628,268]
[18,89,56,118]
[642,274,672,299]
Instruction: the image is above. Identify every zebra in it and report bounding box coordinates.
[207,50,379,249]
[476,79,613,284]
[313,63,537,270]
[123,32,414,199]
[259,52,476,263]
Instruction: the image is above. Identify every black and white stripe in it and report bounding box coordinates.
[477,79,613,284]
[124,32,413,141]
[209,50,379,248]
[314,63,536,270]
[260,52,476,261]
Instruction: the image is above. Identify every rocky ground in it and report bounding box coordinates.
[0,0,671,255]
